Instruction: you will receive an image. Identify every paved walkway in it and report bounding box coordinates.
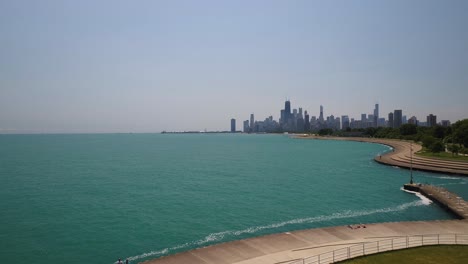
[142,220,468,264]
[298,136,468,176]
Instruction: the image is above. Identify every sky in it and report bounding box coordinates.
[1,0,467,133]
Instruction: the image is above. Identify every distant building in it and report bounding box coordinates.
[319,105,324,123]
[335,117,341,130]
[408,116,418,125]
[231,118,236,133]
[285,100,291,122]
[427,114,437,127]
[388,112,394,128]
[441,120,451,127]
[250,114,254,132]
[402,115,407,124]
[393,110,402,128]
[243,120,250,133]
[378,118,386,127]
[373,104,379,127]
[304,111,310,132]
[342,115,350,130]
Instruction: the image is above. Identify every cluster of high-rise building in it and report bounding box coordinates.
[230,100,450,133]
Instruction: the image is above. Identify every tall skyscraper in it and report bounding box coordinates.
[393,110,402,128]
[388,112,394,128]
[373,104,379,127]
[319,105,324,122]
[304,111,310,131]
[230,118,236,133]
[285,100,291,122]
[250,114,254,132]
[427,114,437,127]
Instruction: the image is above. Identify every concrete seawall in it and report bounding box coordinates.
[142,220,468,264]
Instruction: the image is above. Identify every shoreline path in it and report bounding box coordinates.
[142,136,468,264]
[301,136,468,176]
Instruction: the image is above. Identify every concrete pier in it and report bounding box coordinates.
[404,184,468,219]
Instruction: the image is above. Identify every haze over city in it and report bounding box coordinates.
[1,0,467,133]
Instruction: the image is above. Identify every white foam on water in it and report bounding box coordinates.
[433,176,462,180]
[121,200,425,263]
[400,187,432,205]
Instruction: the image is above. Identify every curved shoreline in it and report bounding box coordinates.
[141,136,468,264]
[296,136,468,176]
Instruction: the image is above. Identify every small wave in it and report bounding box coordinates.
[121,200,425,263]
[434,176,462,180]
[400,187,432,205]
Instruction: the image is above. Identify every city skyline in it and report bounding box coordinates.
[1,1,468,133]
[233,99,452,133]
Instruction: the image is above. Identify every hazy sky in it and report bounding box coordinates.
[1,0,467,133]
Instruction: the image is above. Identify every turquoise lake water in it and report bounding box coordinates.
[0,134,467,264]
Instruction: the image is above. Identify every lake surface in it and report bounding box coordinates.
[1,134,467,264]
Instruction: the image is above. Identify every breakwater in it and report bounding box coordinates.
[404,184,468,219]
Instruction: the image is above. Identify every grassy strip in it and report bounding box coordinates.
[337,245,468,264]
[416,149,468,162]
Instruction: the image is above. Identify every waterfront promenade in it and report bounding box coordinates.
[297,136,468,176]
[142,220,468,264]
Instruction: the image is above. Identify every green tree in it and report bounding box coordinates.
[364,127,377,137]
[430,140,445,153]
[432,125,445,139]
[422,136,436,149]
[447,144,460,156]
[452,119,468,148]
[318,128,333,136]
[400,124,417,135]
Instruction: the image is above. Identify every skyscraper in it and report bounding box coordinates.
[285,100,291,122]
[231,118,236,133]
[341,115,350,130]
[427,114,437,127]
[319,105,324,122]
[243,120,249,132]
[393,110,402,128]
[388,112,394,128]
[304,111,310,132]
[373,104,379,127]
[250,114,254,132]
